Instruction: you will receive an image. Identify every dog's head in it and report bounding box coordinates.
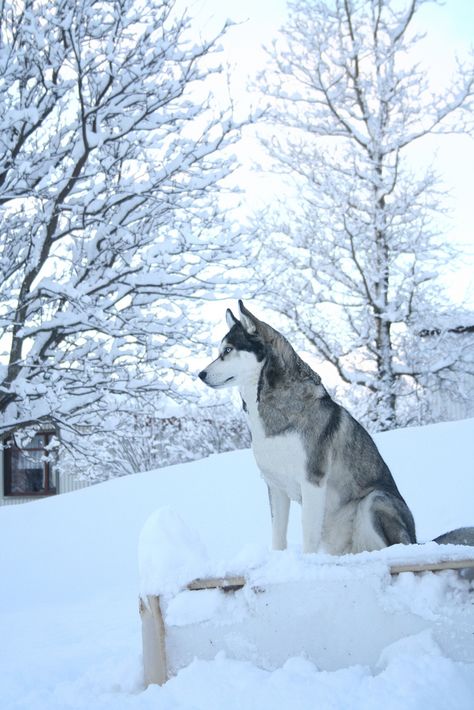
[198,300,275,389]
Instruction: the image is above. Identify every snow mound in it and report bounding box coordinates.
[139,507,210,597]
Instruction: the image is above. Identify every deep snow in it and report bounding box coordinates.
[1,418,474,709]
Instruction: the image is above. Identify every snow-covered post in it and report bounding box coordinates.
[138,507,211,686]
[254,0,474,429]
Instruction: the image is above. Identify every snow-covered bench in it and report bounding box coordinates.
[139,509,474,687]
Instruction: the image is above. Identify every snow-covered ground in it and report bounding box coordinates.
[1,418,474,709]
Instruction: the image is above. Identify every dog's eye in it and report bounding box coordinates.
[223,346,233,355]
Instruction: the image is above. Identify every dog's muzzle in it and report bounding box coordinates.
[198,370,234,387]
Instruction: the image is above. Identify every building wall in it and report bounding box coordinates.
[0,451,90,506]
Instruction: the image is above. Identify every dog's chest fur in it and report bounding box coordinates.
[240,381,307,502]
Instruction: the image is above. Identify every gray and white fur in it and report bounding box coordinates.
[199,301,474,554]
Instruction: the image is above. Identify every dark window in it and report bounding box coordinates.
[4,432,56,497]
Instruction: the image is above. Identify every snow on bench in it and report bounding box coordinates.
[138,508,474,687]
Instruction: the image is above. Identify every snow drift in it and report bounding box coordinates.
[1,418,473,709]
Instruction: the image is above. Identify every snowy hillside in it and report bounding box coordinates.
[1,418,474,709]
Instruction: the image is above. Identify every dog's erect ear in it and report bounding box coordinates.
[238,300,258,335]
[226,308,238,330]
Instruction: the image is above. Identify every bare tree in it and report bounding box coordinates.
[0,0,243,442]
[255,0,474,429]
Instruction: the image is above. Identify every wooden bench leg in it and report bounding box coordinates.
[140,595,168,686]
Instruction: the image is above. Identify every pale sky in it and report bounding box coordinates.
[186,0,474,309]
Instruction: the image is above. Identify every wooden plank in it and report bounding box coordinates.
[140,595,168,686]
[187,575,246,592]
[186,559,474,592]
[389,558,474,575]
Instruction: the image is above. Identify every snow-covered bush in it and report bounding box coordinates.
[57,402,251,482]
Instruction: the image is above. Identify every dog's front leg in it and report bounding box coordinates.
[301,478,327,553]
[267,485,290,551]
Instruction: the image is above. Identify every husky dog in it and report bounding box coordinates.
[199,301,418,554]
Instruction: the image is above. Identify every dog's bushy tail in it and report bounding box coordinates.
[433,527,474,546]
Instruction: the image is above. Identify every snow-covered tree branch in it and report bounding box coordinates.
[0,0,244,442]
[255,0,474,429]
